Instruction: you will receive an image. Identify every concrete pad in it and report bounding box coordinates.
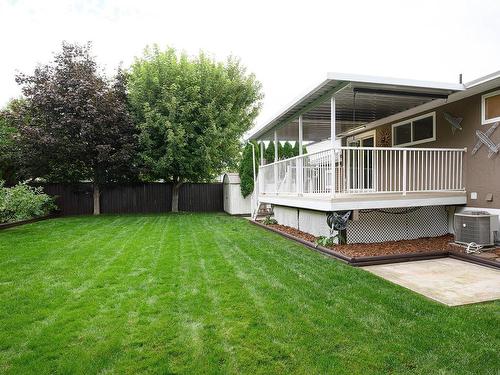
[363,258,500,306]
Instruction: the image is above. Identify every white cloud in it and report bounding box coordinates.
[1,0,499,133]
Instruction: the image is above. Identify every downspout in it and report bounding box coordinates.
[247,141,257,218]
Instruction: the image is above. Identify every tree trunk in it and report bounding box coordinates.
[171,181,183,212]
[93,183,100,215]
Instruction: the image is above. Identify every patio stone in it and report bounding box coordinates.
[363,258,500,306]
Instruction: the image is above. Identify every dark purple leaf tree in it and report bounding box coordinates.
[12,42,138,214]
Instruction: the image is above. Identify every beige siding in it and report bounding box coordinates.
[370,88,500,209]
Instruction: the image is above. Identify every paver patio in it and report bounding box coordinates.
[364,258,500,306]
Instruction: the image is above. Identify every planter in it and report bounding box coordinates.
[0,213,61,230]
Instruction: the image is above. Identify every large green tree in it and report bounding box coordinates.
[128,46,262,211]
[12,42,138,214]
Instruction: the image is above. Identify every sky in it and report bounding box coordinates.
[1,0,499,135]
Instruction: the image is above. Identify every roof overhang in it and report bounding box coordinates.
[249,72,465,141]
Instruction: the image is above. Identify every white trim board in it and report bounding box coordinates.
[481,89,500,125]
[392,112,436,147]
[259,193,466,212]
[326,72,463,92]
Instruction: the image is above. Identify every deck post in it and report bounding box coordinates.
[298,115,304,195]
[274,130,278,162]
[330,96,336,198]
[402,149,407,196]
[274,130,278,194]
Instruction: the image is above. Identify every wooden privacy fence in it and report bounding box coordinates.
[37,183,223,215]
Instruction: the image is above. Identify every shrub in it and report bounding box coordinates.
[239,142,259,198]
[292,142,307,156]
[314,233,345,247]
[262,215,277,225]
[0,181,56,223]
[282,141,294,159]
[264,141,275,163]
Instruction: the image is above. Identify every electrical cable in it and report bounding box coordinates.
[465,242,483,254]
[362,207,421,215]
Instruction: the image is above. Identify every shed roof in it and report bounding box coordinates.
[223,173,241,184]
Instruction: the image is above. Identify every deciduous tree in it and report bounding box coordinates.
[0,100,22,185]
[12,42,138,214]
[128,46,262,211]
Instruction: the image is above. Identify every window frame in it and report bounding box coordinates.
[481,89,500,125]
[391,112,436,147]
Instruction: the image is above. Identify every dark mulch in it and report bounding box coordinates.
[266,222,453,257]
[267,224,317,243]
[333,234,453,257]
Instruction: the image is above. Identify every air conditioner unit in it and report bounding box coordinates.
[454,211,499,246]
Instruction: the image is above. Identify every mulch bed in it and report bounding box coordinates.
[267,222,454,257]
[259,221,500,269]
[267,224,317,243]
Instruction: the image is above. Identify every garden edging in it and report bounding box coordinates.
[250,220,500,269]
[0,214,61,230]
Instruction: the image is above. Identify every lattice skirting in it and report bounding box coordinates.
[347,206,449,243]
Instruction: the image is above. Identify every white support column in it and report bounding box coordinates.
[330,96,336,197]
[298,116,303,156]
[274,130,278,194]
[330,96,336,146]
[260,141,264,166]
[298,116,304,195]
[274,130,278,162]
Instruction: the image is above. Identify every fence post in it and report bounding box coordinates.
[402,149,407,196]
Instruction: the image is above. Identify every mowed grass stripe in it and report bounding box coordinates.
[1,216,153,372]
[194,214,292,374]
[0,213,498,374]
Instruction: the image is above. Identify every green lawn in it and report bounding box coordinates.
[0,214,498,374]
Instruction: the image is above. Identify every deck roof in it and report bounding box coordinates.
[249,73,465,141]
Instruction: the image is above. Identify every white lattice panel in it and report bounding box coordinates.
[347,206,449,243]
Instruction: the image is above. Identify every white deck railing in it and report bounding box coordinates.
[258,146,466,197]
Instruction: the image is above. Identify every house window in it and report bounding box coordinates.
[482,90,500,125]
[392,112,436,147]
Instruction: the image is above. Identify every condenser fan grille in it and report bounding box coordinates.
[454,212,497,246]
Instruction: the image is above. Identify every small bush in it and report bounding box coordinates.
[315,236,335,247]
[262,215,277,225]
[0,181,56,223]
[315,233,344,247]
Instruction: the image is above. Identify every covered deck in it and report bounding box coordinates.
[250,73,467,213]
